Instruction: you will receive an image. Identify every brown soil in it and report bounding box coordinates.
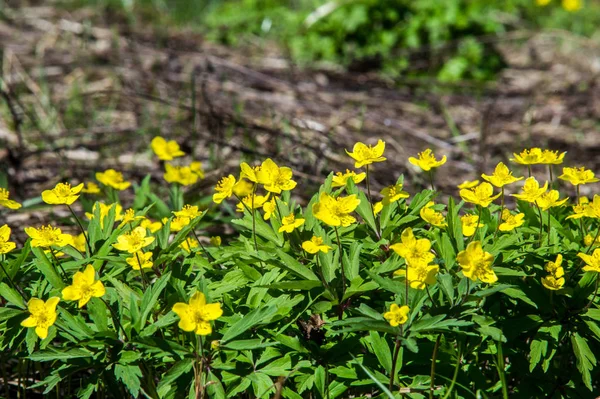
[1,2,600,233]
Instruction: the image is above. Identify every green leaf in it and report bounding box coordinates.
[139,271,171,331]
[157,360,193,398]
[31,247,65,289]
[274,249,320,281]
[571,332,596,391]
[0,282,25,308]
[351,357,395,399]
[266,280,322,290]
[368,331,392,373]
[221,305,278,343]
[231,214,283,247]
[502,287,537,308]
[29,348,93,361]
[114,364,143,397]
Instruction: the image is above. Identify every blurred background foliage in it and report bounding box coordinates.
[65,0,600,82]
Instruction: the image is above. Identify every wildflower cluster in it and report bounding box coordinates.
[1,139,600,398]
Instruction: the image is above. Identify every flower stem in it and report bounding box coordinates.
[389,329,402,391]
[194,335,205,399]
[496,341,509,399]
[67,204,91,256]
[547,210,551,247]
[334,227,346,310]
[49,248,67,280]
[100,297,129,341]
[428,170,435,191]
[134,252,148,290]
[0,255,27,303]
[441,341,462,399]
[535,204,544,247]
[494,188,504,239]
[365,165,381,239]
[429,334,442,399]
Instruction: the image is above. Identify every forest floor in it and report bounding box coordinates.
[2,2,600,238]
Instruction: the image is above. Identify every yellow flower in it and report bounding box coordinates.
[213,175,236,204]
[126,251,153,270]
[562,0,582,11]
[373,201,383,215]
[81,182,101,194]
[69,233,87,252]
[408,149,447,172]
[24,225,71,248]
[257,159,297,193]
[112,226,154,253]
[0,187,22,209]
[302,236,332,254]
[541,150,566,165]
[345,140,386,168]
[119,208,144,227]
[211,340,220,350]
[174,204,203,219]
[140,218,162,233]
[263,197,278,220]
[498,209,525,232]
[535,190,568,211]
[458,180,480,189]
[278,214,305,233]
[180,237,199,253]
[511,177,548,203]
[510,148,544,165]
[545,254,564,275]
[459,182,500,207]
[172,292,223,335]
[394,262,439,290]
[390,228,435,266]
[96,169,131,191]
[456,241,497,284]
[61,265,105,308]
[542,275,565,290]
[240,162,261,183]
[420,202,447,228]
[21,297,60,339]
[578,249,600,273]
[566,196,597,220]
[481,162,523,188]
[190,162,205,179]
[232,179,254,197]
[331,170,366,188]
[210,236,222,247]
[236,193,270,213]
[383,304,409,327]
[541,255,565,291]
[312,192,360,227]
[461,214,483,237]
[584,234,600,247]
[381,183,409,205]
[85,202,124,227]
[164,164,198,186]
[169,216,190,232]
[558,167,599,186]
[0,225,16,254]
[151,136,185,161]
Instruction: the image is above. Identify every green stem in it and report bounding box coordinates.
[67,204,91,256]
[49,248,68,280]
[441,341,462,399]
[584,274,599,311]
[429,334,442,399]
[134,252,148,290]
[494,188,504,239]
[469,206,483,243]
[535,203,544,247]
[334,227,346,312]
[100,298,129,341]
[548,165,554,188]
[428,170,435,191]
[496,341,509,399]
[365,164,381,239]
[547,210,551,247]
[527,165,532,178]
[389,330,402,391]
[0,256,27,303]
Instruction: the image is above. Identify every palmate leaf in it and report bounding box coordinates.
[571,332,597,391]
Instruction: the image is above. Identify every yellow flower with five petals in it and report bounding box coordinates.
[151,136,185,161]
[481,162,523,188]
[511,177,548,203]
[256,159,297,193]
[456,241,497,284]
[24,225,71,248]
[332,170,366,188]
[381,183,409,205]
[0,225,16,254]
[172,292,223,336]
[302,236,332,254]
[0,187,22,209]
[96,169,131,191]
[408,149,447,172]
[61,264,105,308]
[21,297,60,339]
[383,304,409,327]
[112,226,154,253]
[278,214,305,233]
[345,140,386,168]
[312,192,360,227]
[459,182,500,207]
[558,167,599,186]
